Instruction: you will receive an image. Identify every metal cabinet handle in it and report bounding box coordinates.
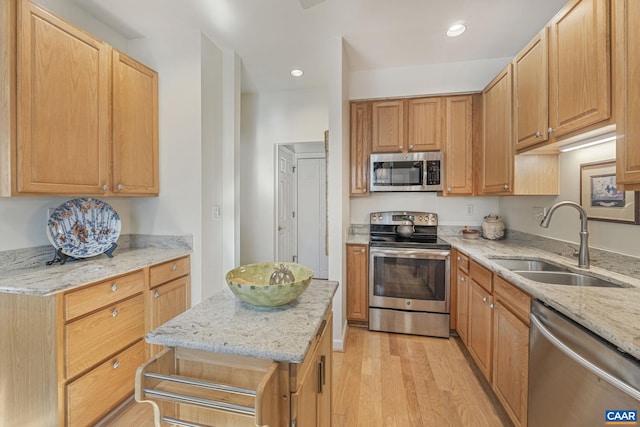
[548,127,554,134]
[360,248,365,254]
[489,303,495,310]
[457,256,462,261]
[117,184,124,191]
[503,184,510,190]
[482,296,488,302]
[460,276,465,282]
[447,187,452,192]
[111,284,118,292]
[398,146,403,151]
[172,263,178,271]
[409,144,414,150]
[113,361,120,369]
[154,291,160,298]
[102,184,109,191]
[112,309,119,318]
[535,131,542,138]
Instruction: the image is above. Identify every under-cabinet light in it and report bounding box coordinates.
[559,133,616,152]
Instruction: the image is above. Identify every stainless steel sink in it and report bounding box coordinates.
[490,258,568,272]
[513,271,623,288]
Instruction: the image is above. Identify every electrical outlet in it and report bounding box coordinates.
[212,205,221,220]
[466,205,474,215]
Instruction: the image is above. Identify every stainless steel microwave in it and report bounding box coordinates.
[370,152,444,192]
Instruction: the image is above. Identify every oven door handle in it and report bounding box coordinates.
[369,248,450,259]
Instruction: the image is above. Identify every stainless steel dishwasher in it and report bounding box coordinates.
[529,301,640,427]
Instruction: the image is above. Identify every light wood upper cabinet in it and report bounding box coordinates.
[371,99,405,153]
[112,50,159,195]
[346,244,369,322]
[513,28,549,151]
[615,0,640,191]
[480,65,514,195]
[16,0,111,194]
[548,0,611,139]
[407,97,443,151]
[350,102,371,196]
[0,0,158,196]
[444,95,474,195]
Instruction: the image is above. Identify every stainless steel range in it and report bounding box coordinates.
[368,211,451,338]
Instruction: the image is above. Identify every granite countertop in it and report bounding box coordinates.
[443,236,640,360]
[146,280,339,363]
[0,239,192,296]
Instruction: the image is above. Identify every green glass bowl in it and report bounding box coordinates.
[225,262,313,307]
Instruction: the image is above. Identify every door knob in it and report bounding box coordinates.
[278,226,284,231]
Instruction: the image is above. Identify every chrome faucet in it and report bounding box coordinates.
[540,201,590,269]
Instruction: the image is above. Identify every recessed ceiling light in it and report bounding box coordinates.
[290,69,304,77]
[447,24,467,37]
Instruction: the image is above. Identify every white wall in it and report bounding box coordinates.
[350,193,500,227]
[501,142,640,258]
[349,57,511,100]
[240,88,328,264]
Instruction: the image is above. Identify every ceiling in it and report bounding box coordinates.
[71,0,568,93]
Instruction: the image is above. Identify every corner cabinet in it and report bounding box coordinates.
[443,95,474,196]
[346,244,369,323]
[479,65,514,195]
[615,0,640,190]
[0,0,158,197]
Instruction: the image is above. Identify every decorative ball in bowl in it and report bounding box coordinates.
[225,262,313,307]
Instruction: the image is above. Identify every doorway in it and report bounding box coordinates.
[275,142,328,279]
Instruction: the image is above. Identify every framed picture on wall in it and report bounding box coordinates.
[580,160,639,224]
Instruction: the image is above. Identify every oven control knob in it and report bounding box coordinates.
[378,215,383,220]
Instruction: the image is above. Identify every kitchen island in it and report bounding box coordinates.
[137,280,338,427]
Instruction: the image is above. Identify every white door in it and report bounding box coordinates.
[277,147,296,263]
[297,157,329,279]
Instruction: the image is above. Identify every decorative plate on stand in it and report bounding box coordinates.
[47,198,121,259]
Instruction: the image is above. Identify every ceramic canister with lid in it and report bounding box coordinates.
[482,214,505,240]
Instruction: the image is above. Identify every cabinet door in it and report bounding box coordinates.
[292,350,319,427]
[456,271,469,346]
[350,102,371,196]
[407,97,442,151]
[444,96,473,195]
[493,301,529,427]
[112,50,159,195]
[615,0,640,190]
[346,244,369,322]
[468,279,493,381]
[371,100,404,153]
[147,276,190,356]
[514,28,549,151]
[549,0,610,138]
[17,0,110,194]
[317,313,332,427]
[480,65,513,195]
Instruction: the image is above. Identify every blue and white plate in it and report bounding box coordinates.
[47,198,121,258]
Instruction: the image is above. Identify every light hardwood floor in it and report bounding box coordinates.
[104,327,512,427]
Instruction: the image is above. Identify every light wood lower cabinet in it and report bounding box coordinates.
[0,255,190,426]
[137,309,333,427]
[454,251,470,345]
[346,244,369,322]
[146,256,191,357]
[455,252,531,427]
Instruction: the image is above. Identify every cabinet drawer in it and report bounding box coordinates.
[494,275,530,325]
[66,294,144,379]
[470,260,492,293]
[137,347,280,426]
[66,339,145,427]
[64,271,144,321]
[456,252,470,273]
[149,256,190,288]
